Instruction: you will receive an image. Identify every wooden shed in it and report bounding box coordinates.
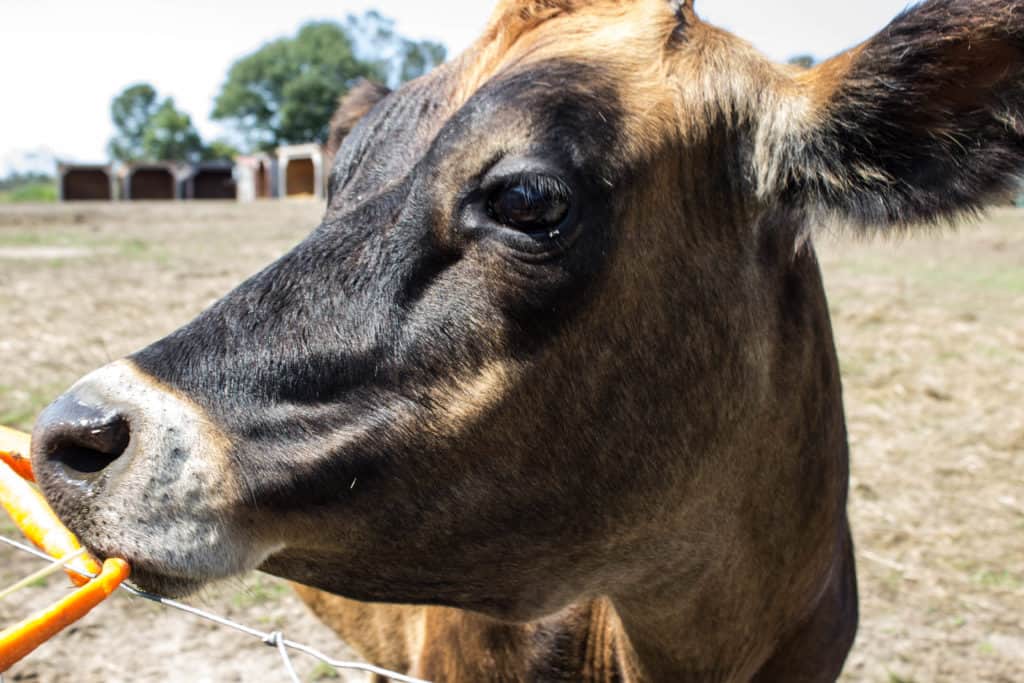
[183,162,237,200]
[276,144,326,200]
[58,163,116,201]
[121,163,184,200]
[235,154,277,201]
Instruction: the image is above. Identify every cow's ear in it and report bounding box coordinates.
[326,79,392,158]
[767,0,1024,228]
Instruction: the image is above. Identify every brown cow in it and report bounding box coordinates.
[29,0,1024,680]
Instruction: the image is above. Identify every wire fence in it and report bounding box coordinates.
[0,534,431,683]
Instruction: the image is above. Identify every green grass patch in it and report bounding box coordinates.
[118,238,150,256]
[0,229,167,263]
[0,229,100,248]
[231,575,290,609]
[838,356,866,378]
[835,255,1024,295]
[916,265,1024,295]
[972,569,1024,590]
[0,181,57,203]
[888,674,918,683]
[311,662,340,680]
[0,382,67,431]
[0,516,18,536]
[116,238,172,265]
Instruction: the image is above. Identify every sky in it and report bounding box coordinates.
[0,0,914,175]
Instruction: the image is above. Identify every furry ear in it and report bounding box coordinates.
[668,0,694,19]
[768,0,1024,228]
[326,79,392,159]
[668,0,695,39]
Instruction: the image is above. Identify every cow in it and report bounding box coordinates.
[28,0,1024,680]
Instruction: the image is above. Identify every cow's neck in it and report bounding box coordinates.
[411,598,634,682]
[416,259,856,680]
[414,539,856,683]
[411,511,858,682]
[609,517,857,682]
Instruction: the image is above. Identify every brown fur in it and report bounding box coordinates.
[31,1,1024,681]
[297,1,1024,679]
[298,3,857,680]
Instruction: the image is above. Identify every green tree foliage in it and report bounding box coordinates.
[141,98,205,162]
[108,84,207,162]
[344,11,447,86]
[0,172,52,192]
[396,40,447,84]
[202,139,241,162]
[0,172,57,203]
[212,14,446,149]
[212,22,373,148]
[108,83,160,161]
[787,54,816,69]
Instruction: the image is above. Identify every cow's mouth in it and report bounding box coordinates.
[71,517,287,599]
[77,539,209,598]
[123,565,207,599]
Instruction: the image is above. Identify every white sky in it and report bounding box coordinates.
[0,0,913,173]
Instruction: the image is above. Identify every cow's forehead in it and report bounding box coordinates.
[330,0,685,208]
[329,74,456,206]
[455,0,680,118]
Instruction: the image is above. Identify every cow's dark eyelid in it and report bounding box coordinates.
[484,173,573,237]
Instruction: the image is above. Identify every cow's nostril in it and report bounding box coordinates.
[33,395,131,482]
[48,420,130,476]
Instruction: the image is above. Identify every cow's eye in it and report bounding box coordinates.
[487,175,571,234]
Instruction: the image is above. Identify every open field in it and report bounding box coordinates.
[0,201,1021,682]
[0,181,57,204]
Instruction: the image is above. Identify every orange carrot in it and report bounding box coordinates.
[0,557,130,672]
[0,458,101,586]
[0,426,33,482]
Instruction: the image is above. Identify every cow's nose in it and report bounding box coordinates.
[32,393,131,488]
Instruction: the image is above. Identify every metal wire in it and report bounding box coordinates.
[0,547,85,601]
[0,535,430,683]
[267,632,302,683]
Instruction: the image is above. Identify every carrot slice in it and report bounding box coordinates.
[0,427,132,670]
[0,457,101,586]
[0,557,130,671]
[0,426,33,482]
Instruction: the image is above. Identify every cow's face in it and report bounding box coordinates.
[32,0,1024,618]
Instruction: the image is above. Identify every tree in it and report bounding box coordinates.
[202,139,241,162]
[212,14,446,149]
[787,54,816,69]
[344,11,446,86]
[108,83,160,162]
[396,40,447,84]
[212,22,373,149]
[108,85,208,162]
[140,98,205,162]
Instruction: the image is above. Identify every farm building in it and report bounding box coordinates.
[120,162,185,201]
[58,163,116,201]
[276,144,326,200]
[182,162,237,200]
[235,154,277,201]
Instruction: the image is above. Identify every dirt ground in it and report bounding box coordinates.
[0,201,1020,682]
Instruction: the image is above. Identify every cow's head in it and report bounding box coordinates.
[32,0,1024,619]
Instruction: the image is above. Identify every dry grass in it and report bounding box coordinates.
[0,202,1020,681]
[818,211,1024,683]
